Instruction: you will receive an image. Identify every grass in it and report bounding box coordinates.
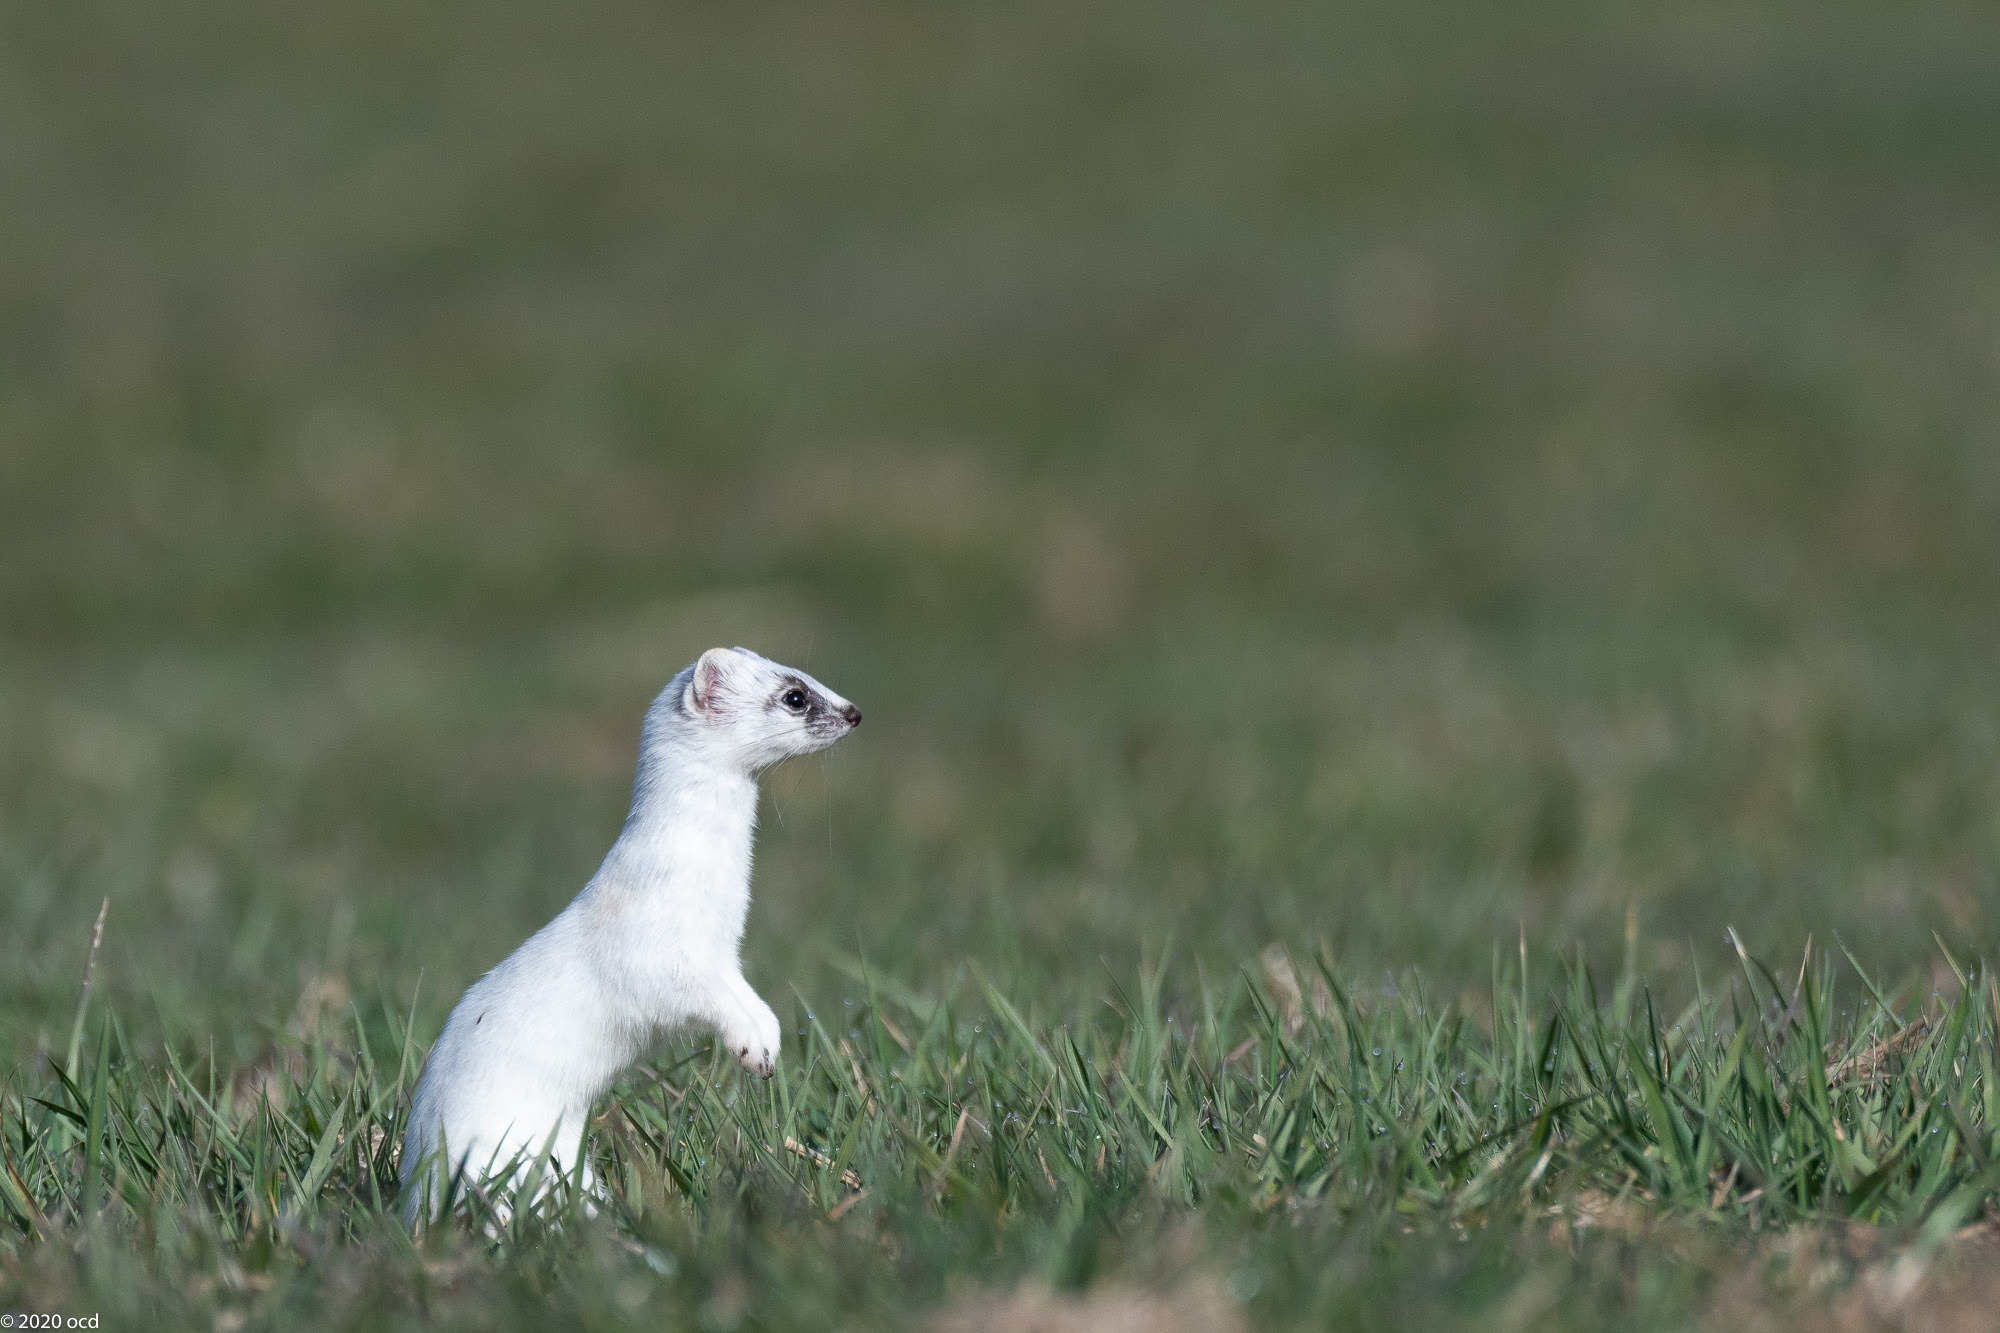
[7,0,2000,1325]
[12,935,2000,1330]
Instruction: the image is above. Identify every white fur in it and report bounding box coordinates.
[399,646,860,1222]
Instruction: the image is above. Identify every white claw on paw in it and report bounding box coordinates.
[725,995,782,1078]
[733,1042,776,1077]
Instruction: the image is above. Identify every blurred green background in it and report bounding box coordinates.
[4,0,1999,1060]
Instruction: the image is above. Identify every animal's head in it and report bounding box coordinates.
[670,646,861,772]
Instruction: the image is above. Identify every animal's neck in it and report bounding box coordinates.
[605,743,759,894]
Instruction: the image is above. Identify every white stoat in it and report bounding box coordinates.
[399,645,861,1222]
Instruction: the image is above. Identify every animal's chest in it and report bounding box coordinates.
[583,775,760,993]
[593,839,754,961]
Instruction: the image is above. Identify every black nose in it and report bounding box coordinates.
[841,704,862,727]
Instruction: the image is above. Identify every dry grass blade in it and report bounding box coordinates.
[1825,1022,1930,1088]
[783,1136,862,1192]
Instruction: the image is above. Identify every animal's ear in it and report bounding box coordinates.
[686,647,732,715]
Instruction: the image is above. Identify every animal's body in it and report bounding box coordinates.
[399,646,860,1222]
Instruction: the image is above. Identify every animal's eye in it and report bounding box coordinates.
[781,688,808,711]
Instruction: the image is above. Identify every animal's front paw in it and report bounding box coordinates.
[724,995,783,1079]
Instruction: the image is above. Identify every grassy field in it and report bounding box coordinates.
[6,0,2000,1326]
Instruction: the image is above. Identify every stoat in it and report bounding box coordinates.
[399,646,860,1221]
